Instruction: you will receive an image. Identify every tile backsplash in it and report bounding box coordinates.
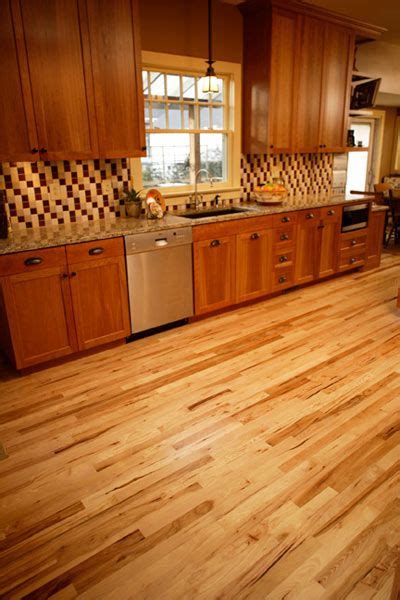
[241,153,333,200]
[0,159,130,229]
[1,152,334,229]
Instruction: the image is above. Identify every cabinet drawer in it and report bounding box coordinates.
[66,237,124,264]
[321,206,342,222]
[273,212,297,227]
[297,209,321,224]
[338,252,366,271]
[272,266,294,290]
[340,233,368,251]
[274,248,294,268]
[0,246,66,277]
[273,226,296,245]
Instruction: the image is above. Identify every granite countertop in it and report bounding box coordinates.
[0,194,385,255]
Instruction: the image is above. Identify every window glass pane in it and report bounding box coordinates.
[142,71,149,98]
[168,103,181,129]
[199,106,210,129]
[166,74,180,99]
[182,104,196,129]
[150,72,165,98]
[211,106,224,130]
[151,102,166,129]
[144,101,151,128]
[142,133,191,187]
[182,76,196,100]
[199,133,227,183]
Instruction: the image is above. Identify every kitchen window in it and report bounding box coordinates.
[132,52,242,197]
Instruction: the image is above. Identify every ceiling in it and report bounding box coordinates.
[221,0,400,44]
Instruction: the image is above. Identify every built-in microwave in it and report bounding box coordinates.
[341,203,369,232]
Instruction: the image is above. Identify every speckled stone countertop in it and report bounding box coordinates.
[0,194,386,255]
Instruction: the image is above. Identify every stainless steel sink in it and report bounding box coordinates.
[180,207,251,219]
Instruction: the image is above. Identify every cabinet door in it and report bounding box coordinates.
[319,24,354,152]
[0,1,38,162]
[85,0,145,157]
[295,211,320,284]
[268,8,298,153]
[318,213,340,279]
[194,236,235,315]
[366,211,386,269]
[236,229,272,303]
[17,0,98,160]
[294,16,324,152]
[69,256,130,351]
[1,267,77,369]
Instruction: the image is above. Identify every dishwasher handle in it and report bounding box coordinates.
[155,238,168,247]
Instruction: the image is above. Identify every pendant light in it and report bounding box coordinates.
[201,0,219,95]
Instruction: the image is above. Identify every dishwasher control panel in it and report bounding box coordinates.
[125,226,193,254]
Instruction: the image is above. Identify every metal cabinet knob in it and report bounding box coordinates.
[24,257,42,266]
[351,239,357,246]
[88,246,105,255]
[31,148,39,154]
[210,239,220,247]
[306,213,315,219]
[279,255,288,263]
[328,209,335,216]
[250,232,260,240]
[61,273,69,280]
[350,257,357,264]
[39,147,47,153]
[279,276,287,284]
[280,233,289,241]
[281,216,290,223]
[70,271,77,277]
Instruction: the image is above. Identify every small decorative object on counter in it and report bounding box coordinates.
[0,190,9,239]
[146,188,166,220]
[347,129,355,147]
[123,187,143,218]
[254,179,288,205]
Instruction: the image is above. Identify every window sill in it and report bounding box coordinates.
[161,185,242,199]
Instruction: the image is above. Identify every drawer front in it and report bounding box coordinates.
[338,252,366,271]
[273,212,297,227]
[340,233,368,251]
[273,226,296,245]
[66,237,124,264]
[297,209,321,224]
[272,266,294,290]
[192,216,273,242]
[0,246,66,277]
[321,206,342,222]
[274,248,294,268]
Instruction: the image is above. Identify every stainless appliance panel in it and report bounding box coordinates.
[341,203,369,232]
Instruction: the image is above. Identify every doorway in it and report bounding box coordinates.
[345,117,376,194]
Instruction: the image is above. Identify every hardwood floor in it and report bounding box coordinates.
[0,252,400,599]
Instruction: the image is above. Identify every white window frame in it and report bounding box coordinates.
[131,51,242,198]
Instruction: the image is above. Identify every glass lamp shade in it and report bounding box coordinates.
[201,74,219,95]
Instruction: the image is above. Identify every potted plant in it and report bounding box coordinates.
[123,187,142,218]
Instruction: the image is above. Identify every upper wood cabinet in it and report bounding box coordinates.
[1,0,145,162]
[241,0,378,154]
[0,1,38,162]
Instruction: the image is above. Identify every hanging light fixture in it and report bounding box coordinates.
[201,0,219,95]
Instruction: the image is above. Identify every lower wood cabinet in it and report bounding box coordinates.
[318,207,341,278]
[295,210,321,284]
[365,211,386,269]
[0,237,130,369]
[194,236,236,315]
[236,229,272,302]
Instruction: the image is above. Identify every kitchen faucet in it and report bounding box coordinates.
[193,169,214,210]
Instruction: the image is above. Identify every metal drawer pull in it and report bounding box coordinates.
[279,276,287,283]
[280,233,289,241]
[351,239,357,246]
[70,271,77,277]
[328,209,335,215]
[210,239,220,247]
[279,255,288,263]
[250,232,260,240]
[88,247,105,255]
[24,257,43,266]
[306,213,315,219]
[281,216,290,223]
[350,257,357,264]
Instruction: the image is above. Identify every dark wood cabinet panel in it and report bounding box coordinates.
[194,236,236,315]
[295,210,321,284]
[69,256,130,351]
[366,211,386,269]
[17,0,98,160]
[85,0,145,157]
[0,0,38,161]
[236,229,272,302]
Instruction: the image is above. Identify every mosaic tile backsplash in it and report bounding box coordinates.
[241,153,333,200]
[0,159,130,229]
[0,153,334,229]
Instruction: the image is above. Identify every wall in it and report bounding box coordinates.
[138,0,243,63]
[375,105,398,178]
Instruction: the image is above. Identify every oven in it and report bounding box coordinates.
[341,203,369,232]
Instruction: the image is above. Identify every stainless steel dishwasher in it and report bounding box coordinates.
[124,227,193,333]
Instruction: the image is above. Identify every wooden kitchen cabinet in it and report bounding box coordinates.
[295,210,321,284]
[236,229,272,302]
[0,248,77,369]
[318,206,341,278]
[1,0,144,161]
[365,210,386,269]
[194,236,236,315]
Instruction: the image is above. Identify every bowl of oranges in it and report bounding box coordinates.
[254,180,288,204]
